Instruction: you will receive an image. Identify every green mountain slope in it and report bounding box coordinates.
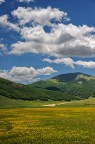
[52,72,95,83]
[30,72,95,100]
[0,73,95,101]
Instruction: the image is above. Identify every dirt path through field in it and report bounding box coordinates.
[43,102,70,107]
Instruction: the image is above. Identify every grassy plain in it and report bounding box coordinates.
[0,96,95,144]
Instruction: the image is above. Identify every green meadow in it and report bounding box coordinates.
[0,96,95,144]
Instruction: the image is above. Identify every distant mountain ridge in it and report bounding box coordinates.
[52,72,93,82]
[0,72,95,101]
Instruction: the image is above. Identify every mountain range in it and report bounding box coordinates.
[0,72,95,101]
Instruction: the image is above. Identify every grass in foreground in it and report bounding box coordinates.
[0,107,95,144]
[0,96,95,144]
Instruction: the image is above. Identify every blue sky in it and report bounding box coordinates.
[0,0,95,83]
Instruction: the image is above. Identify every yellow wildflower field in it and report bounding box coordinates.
[0,107,95,144]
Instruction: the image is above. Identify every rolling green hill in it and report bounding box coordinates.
[0,72,95,101]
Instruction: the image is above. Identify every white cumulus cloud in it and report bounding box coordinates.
[9,24,95,57]
[17,0,34,3]
[75,61,95,69]
[0,15,20,32]
[0,43,7,55]
[43,58,74,68]
[43,58,95,69]
[0,0,5,4]
[12,6,68,26]
[0,66,57,83]
[1,6,95,61]
[0,43,6,50]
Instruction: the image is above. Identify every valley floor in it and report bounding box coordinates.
[0,97,95,144]
[1,95,95,108]
[0,107,95,144]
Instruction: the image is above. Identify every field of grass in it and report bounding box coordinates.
[1,95,95,108]
[0,96,65,108]
[0,96,95,144]
[0,107,95,144]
